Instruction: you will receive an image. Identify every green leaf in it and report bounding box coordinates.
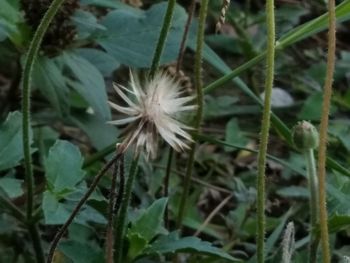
[72,10,106,40]
[276,186,309,198]
[0,111,32,171]
[42,191,71,225]
[45,140,85,194]
[77,48,120,77]
[63,52,111,120]
[59,240,103,263]
[33,56,70,115]
[69,111,119,151]
[0,176,23,198]
[98,3,187,67]
[225,118,248,152]
[128,198,168,242]
[144,232,239,262]
[327,215,350,233]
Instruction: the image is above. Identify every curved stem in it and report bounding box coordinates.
[149,0,177,77]
[256,0,275,262]
[115,154,139,263]
[21,0,66,262]
[47,154,121,263]
[305,149,319,263]
[176,0,208,229]
[317,0,336,261]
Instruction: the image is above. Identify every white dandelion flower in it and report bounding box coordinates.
[108,71,196,159]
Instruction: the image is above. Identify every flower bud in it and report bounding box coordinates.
[292,121,319,151]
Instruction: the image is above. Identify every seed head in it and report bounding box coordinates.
[108,71,196,159]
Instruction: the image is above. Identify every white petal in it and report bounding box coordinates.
[108,101,139,115]
[113,84,139,109]
[107,115,141,125]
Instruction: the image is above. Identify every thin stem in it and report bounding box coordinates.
[115,154,139,263]
[256,0,275,262]
[176,0,196,73]
[163,0,196,229]
[105,159,119,263]
[176,0,208,229]
[164,149,173,228]
[317,0,336,261]
[47,154,121,263]
[305,149,319,263]
[21,0,66,262]
[149,0,177,77]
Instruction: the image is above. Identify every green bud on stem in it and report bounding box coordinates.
[292,121,319,151]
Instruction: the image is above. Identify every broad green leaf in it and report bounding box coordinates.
[45,140,85,194]
[42,191,71,225]
[77,48,120,77]
[33,56,70,115]
[72,10,106,40]
[98,3,187,67]
[225,118,248,152]
[0,176,23,198]
[0,111,32,171]
[298,92,335,121]
[69,111,119,151]
[63,52,111,120]
[59,240,103,263]
[144,232,239,262]
[128,198,168,242]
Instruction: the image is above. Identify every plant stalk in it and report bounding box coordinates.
[305,149,319,263]
[21,0,66,262]
[176,0,208,229]
[115,154,139,263]
[256,0,275,262]
[149,0,177,77]
[105,159,119,263]
[317,0,336,261]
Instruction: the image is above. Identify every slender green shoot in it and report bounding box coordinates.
[21,0,66,262]
[317,0,336,261]
[149,0,177,77]
[256,0,276,262]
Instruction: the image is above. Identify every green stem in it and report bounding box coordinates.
[256,0,275,262]
[176,0,208,229]
[305,149,319,263]
[149,0,177,77]
[317,0,336,261]
[21,0,66,262]
[115,154,139,263]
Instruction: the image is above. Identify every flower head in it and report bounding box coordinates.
[108,71,196,159]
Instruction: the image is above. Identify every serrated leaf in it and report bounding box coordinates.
[98,3,187,67]
[63,52,111,120]
[128,198,168,242]
[45,140,85,194]
[144,232,239,262]
[0,111,33,171]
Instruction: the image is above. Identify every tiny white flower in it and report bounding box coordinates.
[108,71,196,159]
